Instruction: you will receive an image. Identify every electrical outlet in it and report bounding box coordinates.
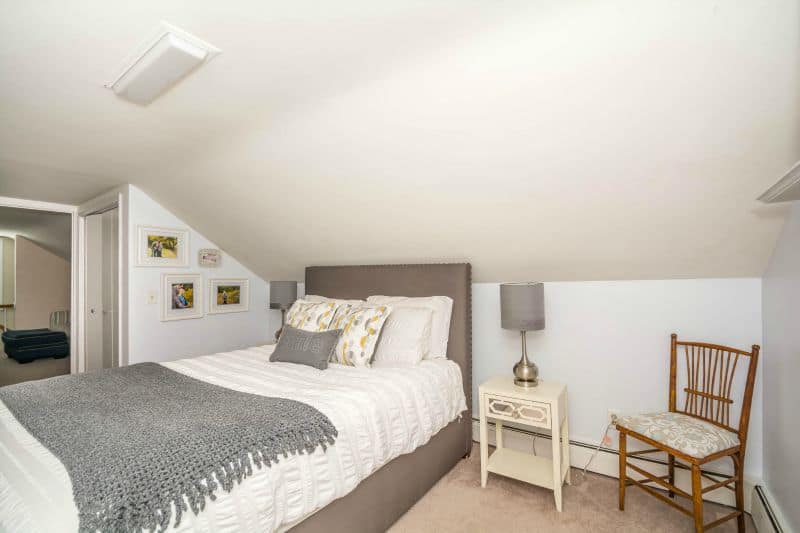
[608,408,621,425]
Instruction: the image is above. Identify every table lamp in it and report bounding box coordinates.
[269,281,297,342]
[500,282,545,387]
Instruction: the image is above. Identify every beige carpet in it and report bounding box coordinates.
[0,353,70,387]
[390,450,753,533]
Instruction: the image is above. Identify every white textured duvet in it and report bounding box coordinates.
[0,346,466,533]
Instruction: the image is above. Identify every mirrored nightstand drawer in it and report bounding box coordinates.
[485,394,551,429]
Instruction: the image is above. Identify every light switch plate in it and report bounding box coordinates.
[147,291,158,305]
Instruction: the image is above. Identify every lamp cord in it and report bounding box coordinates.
[582,416,616,476]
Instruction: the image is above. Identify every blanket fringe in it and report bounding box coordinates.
[80,423,337,532]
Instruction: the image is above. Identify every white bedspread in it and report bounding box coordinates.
[0,345,467,533]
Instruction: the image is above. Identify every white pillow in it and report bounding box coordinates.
[366,295,453,358]
[371,307,433,367]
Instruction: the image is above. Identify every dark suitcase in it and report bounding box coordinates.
[5,341,70,364]
[2,329,70,363]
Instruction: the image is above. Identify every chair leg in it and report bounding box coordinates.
[691,464,704,533]
[668,454,675,498]
[618,432,626,511]
[735,453,745,532]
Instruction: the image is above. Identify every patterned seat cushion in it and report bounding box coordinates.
[617,412,739,459]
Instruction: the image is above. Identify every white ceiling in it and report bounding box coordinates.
[1,1,798,281]
[0,207,71,259]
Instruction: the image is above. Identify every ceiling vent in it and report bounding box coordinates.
[106,22,220,105]
[758,161,800,203]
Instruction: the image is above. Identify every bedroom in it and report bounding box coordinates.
[0,1,797,533]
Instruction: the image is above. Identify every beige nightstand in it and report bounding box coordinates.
[479,376,570,511]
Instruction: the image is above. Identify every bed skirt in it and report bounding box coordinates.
[288,415,472,533]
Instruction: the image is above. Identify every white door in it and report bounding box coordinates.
[101,209,118,368]
[84,208,119,371]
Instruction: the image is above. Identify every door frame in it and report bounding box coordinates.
[78,186,129,372]
[0,196,79,372]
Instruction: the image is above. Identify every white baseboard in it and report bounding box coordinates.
[472,419,756,513]
[751,485,787,533]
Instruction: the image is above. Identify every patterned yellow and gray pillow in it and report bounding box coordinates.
[328,302,361,328]
[285,300,339,332]
[329,305,392,367]
[285,300,309,326]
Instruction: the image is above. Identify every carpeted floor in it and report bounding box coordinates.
[0,353,70,387]
[390,450,753,533]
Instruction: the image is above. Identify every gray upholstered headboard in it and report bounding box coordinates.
[305,264,472,412]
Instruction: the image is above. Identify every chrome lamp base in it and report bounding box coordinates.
[513,330,539,388]
[274,308,287,343]
[514,361,539,387]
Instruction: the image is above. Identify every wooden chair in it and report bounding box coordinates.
[616,333,759,532]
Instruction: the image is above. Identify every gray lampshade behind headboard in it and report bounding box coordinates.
[269,281,298,310]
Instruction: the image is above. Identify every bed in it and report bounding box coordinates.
[291,263,473,533]
[0,263,472,533]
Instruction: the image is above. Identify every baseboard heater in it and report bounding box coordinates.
[752,485,783,533]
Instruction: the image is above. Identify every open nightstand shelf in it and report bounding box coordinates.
[487,448,556,489]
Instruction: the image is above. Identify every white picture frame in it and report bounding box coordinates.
[198,248,221,267]
[208,278,249,314]
[136,226,189,267]
[161,273,203,321]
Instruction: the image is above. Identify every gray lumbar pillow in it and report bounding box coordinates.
[270,326,342,370]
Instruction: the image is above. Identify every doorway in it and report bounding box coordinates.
[84,208,119,371]
[0,202,75,385]
[0,189,128,375]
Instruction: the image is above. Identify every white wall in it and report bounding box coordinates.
[762,202,800,531]
[301,276,764,479]
[127,186,278,363]
[14,235,71,329]
[1,237,13,308]
[472,279,763,479]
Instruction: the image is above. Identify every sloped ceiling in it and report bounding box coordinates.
[1,1,798,281]
[0,207,71,259]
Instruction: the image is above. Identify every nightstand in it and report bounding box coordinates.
[479,376,570,511]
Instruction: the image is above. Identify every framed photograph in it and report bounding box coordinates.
[161,274,203,321]
[198,248,221,267]
[137,226,189,267]
[208,278,249,314]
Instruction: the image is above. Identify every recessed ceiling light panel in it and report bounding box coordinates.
[106,22,220,105]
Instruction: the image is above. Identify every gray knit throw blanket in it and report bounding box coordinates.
[0,362,337,532]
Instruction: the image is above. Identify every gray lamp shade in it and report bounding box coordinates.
[500,282,545,331]
[269,281,297,310]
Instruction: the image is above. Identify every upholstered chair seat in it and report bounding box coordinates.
[617,412,739,459]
